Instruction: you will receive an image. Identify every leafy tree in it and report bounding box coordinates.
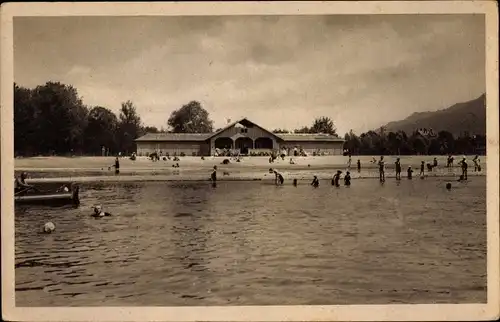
[84,106,118,155]
[310,116,337,136]
[117,100,143,154]
[30,82,88,155]
[142,126,160,133]
[272,128,289,134]
[14,84,37,156]
[167,101,214,133]
[293,126,311,134]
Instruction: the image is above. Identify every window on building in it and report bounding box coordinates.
[240,128,248,133]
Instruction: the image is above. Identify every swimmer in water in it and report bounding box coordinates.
[378,156,385,182]
[395,158,402,180]
[274,170,284,185]
[311,176,319,188]
[344,171,351,186]
[407,166,413,179]
[92,205,112,218]
[332,170,342,187]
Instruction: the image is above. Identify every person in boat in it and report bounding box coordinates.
[332,170,342,187]
[395,158,402,180]
[111,157,120,175]
[14,172,35,193]
[311,175,319,188]
[407,166,413,179]
[274,170,284,185]
[460,157,468,180]
[378,156,385,182]
[344,171,351,186]
[92,205,112,218]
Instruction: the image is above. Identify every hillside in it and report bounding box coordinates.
[382,94,486,136]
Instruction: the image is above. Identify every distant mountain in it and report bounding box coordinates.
[382,94,486,136]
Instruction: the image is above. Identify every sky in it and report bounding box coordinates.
[13,14,485,134]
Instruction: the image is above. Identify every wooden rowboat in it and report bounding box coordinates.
[15,184,80,206]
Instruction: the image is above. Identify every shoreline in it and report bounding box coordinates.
[25,171,485,184]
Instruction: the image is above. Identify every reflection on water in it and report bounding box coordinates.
[15,178,487,306]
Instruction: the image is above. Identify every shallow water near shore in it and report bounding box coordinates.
[15,177,486,306]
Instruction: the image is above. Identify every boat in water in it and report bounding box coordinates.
[15,183,80,206]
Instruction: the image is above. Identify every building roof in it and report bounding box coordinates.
[135,118,345,143]
[206,117,283,141]
[135,133,211,142]
[277,133,345,142]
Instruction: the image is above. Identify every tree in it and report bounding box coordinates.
[117,100,143,154]
[30,81,89,155]
[84,106,119,155]
[272,128,289,134]
[143,126,160,133]
[293,126,311,134]
[310,117,337,136]
[167,101,214,133]
[14,83,37,156]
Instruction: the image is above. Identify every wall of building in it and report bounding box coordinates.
[210,124,279,153]
[136,141,208,156]
[280,141,344,155]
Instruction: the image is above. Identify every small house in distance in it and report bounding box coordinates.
[135,118,345,156]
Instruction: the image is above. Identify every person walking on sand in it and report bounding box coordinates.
[378,156,385,182]
[395,157,402,180]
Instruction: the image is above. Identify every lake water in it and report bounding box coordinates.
[15,177,487,306]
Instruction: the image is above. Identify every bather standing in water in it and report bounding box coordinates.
[112,157,120,175]
[357,159,361,172]
[395,158,402,180]
[347,153,352,169]
[274,170,284,185]
[460,158,468,180]
[311,176,319,188]
[378,156,385,182]
[211,166,217,182]
[419,161,425,178]
[407,166,413,179]
[332,170,342,187]
[344,171,351,186]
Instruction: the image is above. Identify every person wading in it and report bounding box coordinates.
[378,156,385,182]
[395,158,402,180]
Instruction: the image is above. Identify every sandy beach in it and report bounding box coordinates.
[14,155,485,183]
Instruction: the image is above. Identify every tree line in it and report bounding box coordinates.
[342,128,486,156]
[13,81,485,157]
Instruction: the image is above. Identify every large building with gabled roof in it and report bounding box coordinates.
[135,118,345,156]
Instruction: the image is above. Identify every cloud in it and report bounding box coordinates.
[14,14,485,134]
